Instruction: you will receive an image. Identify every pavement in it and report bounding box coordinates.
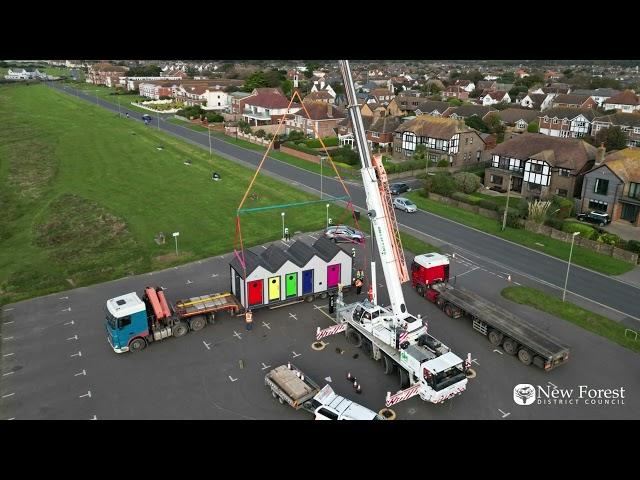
[2,234,638,420]
[47,82,640,326]
[603,220,640,242]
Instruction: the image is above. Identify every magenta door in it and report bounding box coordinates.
[327,264,341,288]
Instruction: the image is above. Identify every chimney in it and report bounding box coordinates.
[595,143,606,165]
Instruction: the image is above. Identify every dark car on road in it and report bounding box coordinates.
[324,225,365,244]
[389,182,411,195]
[576,211,611,226]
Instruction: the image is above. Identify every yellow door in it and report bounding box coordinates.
[268,276,280,301]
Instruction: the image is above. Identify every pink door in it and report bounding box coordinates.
[327,264,341,288]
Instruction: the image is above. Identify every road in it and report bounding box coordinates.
[49,82,640,325]
[3,234,638,419]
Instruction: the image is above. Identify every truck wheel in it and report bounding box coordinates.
[416,284,425,297]
[444,303,455,318]
[172,321,189,338]
[436,296,445,308]
[362,339,373,357]
[346,329,362,348]
[278,396,284,405]
[518,348,533,366]
[503,337,519,355]
[399,368,410,389]
[129,337,146,352]
[271,391,277,399]
[383,355,395,375]
[303,401,313,410]
[488,330,503,346]
[304,295,314,303]
[190,316,206,332]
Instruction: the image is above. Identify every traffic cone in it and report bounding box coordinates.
[507,274,512,282]
[353,381,358,389]
[301,374,305,381]
[356,383,362,394]
[287,362,291,369]
[347,372,352,381]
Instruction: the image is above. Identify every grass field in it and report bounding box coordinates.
[469,191,523,209]
[61,81,149,113]
[502,286,640,355]
[0,84,359,304]
[166,118,209,132]
[405,192,634,275]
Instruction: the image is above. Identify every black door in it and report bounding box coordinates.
[621,203,639,223]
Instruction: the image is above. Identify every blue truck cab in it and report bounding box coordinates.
[105,292,149,353]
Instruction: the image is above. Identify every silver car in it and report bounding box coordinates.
[324,225,365,244]
[393,197,417,213]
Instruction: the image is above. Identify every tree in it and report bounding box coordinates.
[485,113,506,142]
[242,71,269,91]
[595,126,629,151]
[447,98,463,106]
[453,172,482,194]
[255,129,266,138]
[281,79,293,98]
[186,66,197,78]
[413,144,428,163]
[331,83,344,95]
[465,115,490,133]
[527,121,539,133]
[127,64,162,77]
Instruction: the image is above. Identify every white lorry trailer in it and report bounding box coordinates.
[265,364,384,420]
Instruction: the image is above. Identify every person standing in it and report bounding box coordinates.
[245,309,253,331]
[284,227,290,242]
[351,247,356,258]
[355,278,363,295]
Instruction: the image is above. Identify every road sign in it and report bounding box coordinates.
[173,232,180,237]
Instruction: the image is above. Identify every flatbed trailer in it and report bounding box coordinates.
[265,364,321,411]
[427,282,570,370]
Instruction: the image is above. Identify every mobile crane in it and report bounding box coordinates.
[318,60,471,406]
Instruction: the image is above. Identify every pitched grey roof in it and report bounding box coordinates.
[540,107,598,122]
[445,104,497,119]
[592,112,640,128]
[415,100,450,114]
[285,240,317,267]
[259,244,291,272]
[313,236,343,262]
[229,248,265,279]
[498,108,541,124]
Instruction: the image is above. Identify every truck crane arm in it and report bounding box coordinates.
[338,60,409,320]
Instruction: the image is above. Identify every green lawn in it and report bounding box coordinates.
[406,192,634,275]
[167,118,209,132]
[0,84,354,305]
[61,81,149,113]
[502,286,640,355]
[469,191,523,209]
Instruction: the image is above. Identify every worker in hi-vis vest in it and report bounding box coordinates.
[245,310,253,331]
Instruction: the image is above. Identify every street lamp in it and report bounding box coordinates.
[157,111,160,130]
[208,125,212,159]
[562,231,580,302]
[173,231,180,257]
[326,203,330,229]
[501,173,513,231]
[281,212,285,240]
[320,155,324,199]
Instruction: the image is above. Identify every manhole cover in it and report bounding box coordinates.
[466,368,476,379]
[311,341,326,351]
[379,408,396,420]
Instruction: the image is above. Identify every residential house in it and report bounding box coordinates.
[241,88,301,126]
[551,93,597,109]
[337,105,375,147]
[125,75,185,92]
[414,101,451,117]
[443,105,497,121]
[515,68,529,79]
[138,81,176,100]
[86,63,128,85]
[591,113,640,147]
[544,70,562,81]
[572,88,620,108]
[4,69,52,80]
[230,91,254,115]
[370,87,395,105]
[310,78,336,98]
[367,116,403,152]
[495,108,541,132]
[485,133,596,200]
[443,85,470,101]
[538,108,597,138]
[476,80,497,92]
[393,115,486,167]
[520,93,554,110]
[304,90,335,104]
[454,79,475,92]
[285,101,345,138]
[481,90,511,107]
[202,88,231,111]
[580,147,640,225]
[542,85,570,95]
[603,90,640,113]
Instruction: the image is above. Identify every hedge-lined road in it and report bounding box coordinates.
[50,83,640,323]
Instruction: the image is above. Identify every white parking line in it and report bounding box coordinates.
[75,370,87,376]
[228,376,238,382]
[262,321,271,330]
[63,320,74,326]
[471,358,480,366]
[67,335,78,341]
[289,313,298,320]
[59,296,69,300]
[261,362,271,370]
[261,245,268,249]
[70,351,82,358]
[498,409,510,418]
[79,391,92,399]
[3,353,15,357]
[292,351,301,358]
[211,274,218,278]
[493,349,503,355]
[61,307,71,312]
[186,280,193,284]
[233,331,243,340]
[203,341,211,350]
[3,372,15,377]
[3,308,14,312]
[514,281,521,286]
[2,393,16,399]
[3,337,14,341]
[308,234,318,240]
[3,321,14,325]
[454,267,479,278]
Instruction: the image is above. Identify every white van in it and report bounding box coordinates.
[311,385,384,420]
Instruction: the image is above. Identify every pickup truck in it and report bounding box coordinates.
[265,364,384,420]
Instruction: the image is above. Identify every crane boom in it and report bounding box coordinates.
[338,60,409,319]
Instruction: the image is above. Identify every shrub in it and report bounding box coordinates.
[500,206,525,228]
[287,130,305,142]
[544,217,565,230]
[453,172,481,194]
[452,192,471,203]
[552,196,574,219]
[255,129,266,138]
[331,146,360,166]
[206,112,224,123]
[595,232,622,246]
[305,137,339,148]
[626,240,640,253]
[437,158,449,168]
[478,198,499,211]
[562,221,596,240]
[425,172,457,197]
[527,200,552,224]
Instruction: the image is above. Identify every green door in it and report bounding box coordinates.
[285,273,298,298]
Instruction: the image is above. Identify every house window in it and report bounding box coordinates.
[594,178,609,195]
[532,163,544,174]
[528,182,542,192]
[552,118,559,124]
[588,199,608,212]
[402,132,416,151]
[558,168,571,177]
[372,132,379,138]
[490,175,503,185]
[427,137,436,149]
[555,188,568,197]
[476,150,482,161]
[429,154,437,161]
[633,127,640,134]
[543,116,549,122]
[465,137,469,145]
[629,182,640,200]
[491,154,500,168]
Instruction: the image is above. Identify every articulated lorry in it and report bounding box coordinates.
[411,253,571,371]
[106,286,240,353]
[265,364,384,420]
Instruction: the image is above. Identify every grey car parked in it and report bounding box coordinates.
[324,225,365,244]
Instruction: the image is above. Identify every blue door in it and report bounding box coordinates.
[302,269,314,295]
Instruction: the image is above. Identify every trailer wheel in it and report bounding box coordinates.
[190,315,206,332]
[303,401,313,410]
[271,391,277,399]
[383,355,395,375]
[399,367,410,389]
[346,328,362,348]
[129,337,146,352]
[172,321,189,338]
[319,292,328,300]
[436,296,445,309]
[278,396,285,405]
[207,313,216,325]
[518,348,533,366]
[488,330,503,346]
[444,303,455,318]
[503,337,519,355]
[416,284,425,297]
[304,295,314,303]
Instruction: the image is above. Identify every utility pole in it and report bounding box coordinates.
[562,232,580,302]
[157,111,160,130]
[117,95,121,117]
[208,125,212,159]
[320,155,324,199]
[501,173,512,231]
